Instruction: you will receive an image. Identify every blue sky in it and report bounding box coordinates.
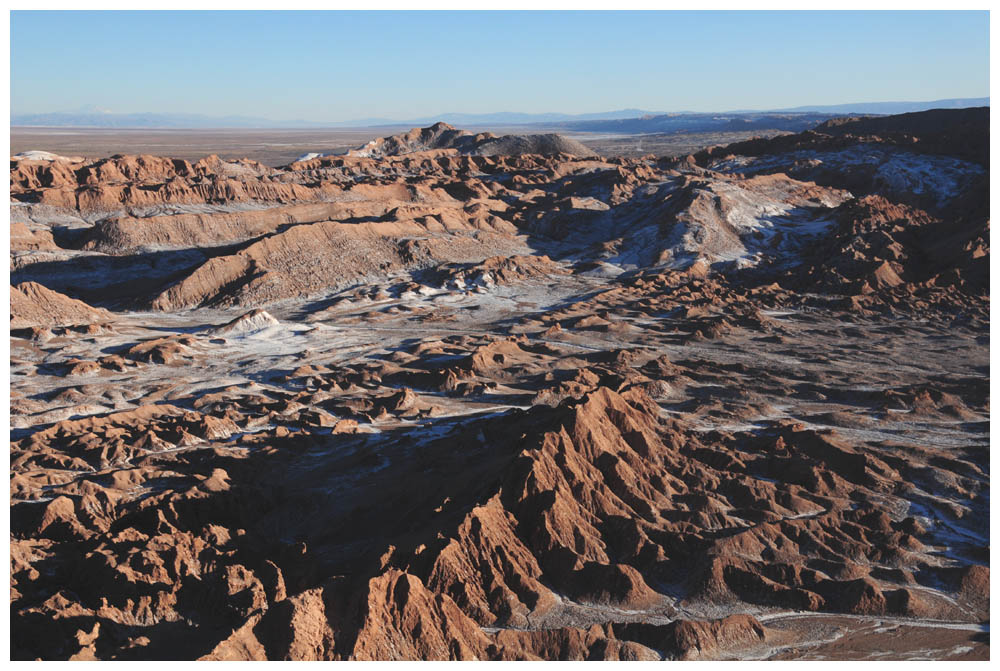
[10,10,990,121]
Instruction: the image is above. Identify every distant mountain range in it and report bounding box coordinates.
[533,112,846,136]
[11,98,988,129]
[9,108,661,129]
[759,97,989,115]
[340,109,658,127]
[9,111,324,129]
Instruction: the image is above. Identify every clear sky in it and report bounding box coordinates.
[10,10,990,121]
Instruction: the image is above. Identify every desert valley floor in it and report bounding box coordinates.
[9,110,990,660]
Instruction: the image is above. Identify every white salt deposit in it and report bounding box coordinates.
[11,150,83,162]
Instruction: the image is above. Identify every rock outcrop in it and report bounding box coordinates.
[10,282,112,329]
[348,122,597,158]
[10,111,990,660]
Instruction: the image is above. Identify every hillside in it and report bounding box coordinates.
[10,109,990,661]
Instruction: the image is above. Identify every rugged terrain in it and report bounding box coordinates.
[11,125,798,166]
[9,108,990,660]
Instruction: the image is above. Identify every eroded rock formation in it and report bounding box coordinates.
[10,111,989,660]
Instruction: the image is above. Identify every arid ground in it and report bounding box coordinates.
[11,126,793,165]
[10,110,989,660]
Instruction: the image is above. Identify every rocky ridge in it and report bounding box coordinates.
[9,110,990,660]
